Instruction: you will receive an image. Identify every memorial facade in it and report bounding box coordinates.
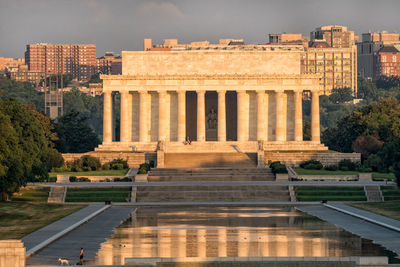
[86,48,360,167]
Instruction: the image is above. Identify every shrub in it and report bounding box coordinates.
[112,163,124,170]
[69,176,77,182]
[338,159,357,171]
[81,155,101,171]
[47,177,57,182]
[52,166,70,172]
[300,160,323,170]
[109,159,128,169]
[324,165,338,171]
[102,164,111,170]
[114,177,132,182]
[137,163,151,174]
[269,161,287,174]
[364,154,385,172]
[77,177,91,182]
[358,165,372,173]
[71,167,83,172]
[82,166,91,172]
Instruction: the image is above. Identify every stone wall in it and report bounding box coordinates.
[0,240,25,267]
[264,151,361,166]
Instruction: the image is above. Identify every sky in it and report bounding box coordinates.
[1,0,400,58]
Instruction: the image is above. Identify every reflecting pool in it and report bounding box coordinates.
[94,207,397,265]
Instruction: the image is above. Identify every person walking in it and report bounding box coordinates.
[79,248,84,265]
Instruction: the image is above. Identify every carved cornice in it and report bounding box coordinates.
[100,73,321,80]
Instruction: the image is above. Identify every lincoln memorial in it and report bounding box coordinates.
[88,48,359,167]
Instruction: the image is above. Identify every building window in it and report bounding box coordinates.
[382,56,386,62]
[394,56,397,63]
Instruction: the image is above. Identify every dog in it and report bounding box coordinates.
[58,258,69,266]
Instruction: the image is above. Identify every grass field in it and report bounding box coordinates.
[65,187,131,202]
[294,168,395,180]
[295,186,366,201]
[380,186,400,201]
[351,201,400,221]
[11,186,50,202]
[49,169,128,178]
[0,202,85,239]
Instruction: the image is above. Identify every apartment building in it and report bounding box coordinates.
[25,43,96,81]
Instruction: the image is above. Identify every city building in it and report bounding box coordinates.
[0,57,24,73]
[310,25,356,48]
[268,33,308,46]
[25,43,96,81]
[357,32,400,78]
[6,64,44,85]
[96,52,122,75]
[375,45,400,77]
[301,45,358,95]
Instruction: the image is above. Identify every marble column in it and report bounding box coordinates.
[103,91,112,143]
[264,92,269,141]
[197,90,206,142]
[217,90,226,141]
[256,91,265,141]
[158,91,168,141]
[120,91,130,143]
[237,90,248,142]
[127,92,132,142]
[275,90,285,141]
[139,91,149,142]
[311,90,321,142]
[294,90,303,141]
[177,91,186,143]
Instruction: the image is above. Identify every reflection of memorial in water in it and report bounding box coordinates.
[94,207,389,265]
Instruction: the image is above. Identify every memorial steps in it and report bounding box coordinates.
[135,185,290,202]
[148,167,274,182]
[133,166,291,203]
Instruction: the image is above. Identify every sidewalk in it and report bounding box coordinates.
[22,204,109,256]
[325,203,400,232]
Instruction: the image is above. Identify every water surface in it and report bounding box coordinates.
[95,206,396,265]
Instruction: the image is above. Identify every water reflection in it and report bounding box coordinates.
[95,207,394,265]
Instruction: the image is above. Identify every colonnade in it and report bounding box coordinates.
[103,90,321,144]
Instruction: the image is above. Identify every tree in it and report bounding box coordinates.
[55,110,100,153]
[329,87,353,103]
[0,99,55,200]
[352,135,383,160]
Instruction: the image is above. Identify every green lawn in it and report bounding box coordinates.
[294,168,395,180]
[11,186,50,202]
[65,187,131,202]
[351,201,400,221]
[380,186,400,201]
[49,169,128,178]
[295,186,366,201]
[0,202,85,239]
[293,168,359,175]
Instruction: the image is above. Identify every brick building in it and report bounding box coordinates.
[6,64,44,84]
[357,32,400,78]
[96,52,122,75]
[25,43,96,81]
[0,57,25,73]
[375,45,400,77]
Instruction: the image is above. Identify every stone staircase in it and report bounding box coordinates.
[47,186,66,203]
[136,185,290,202]
[164,152,258,168]
[148,167,274,182]
[364,186,383,202]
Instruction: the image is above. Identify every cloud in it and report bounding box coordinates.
[138,1,184,21]
[83,0,111,24]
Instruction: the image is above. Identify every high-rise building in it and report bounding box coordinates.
[357,32,400,78]
[310,25,356,48]
[268,33,308,46]
[25,43,96,81]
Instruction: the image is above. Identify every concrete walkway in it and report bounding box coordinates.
[27,206,136,266]
[114,201,320,206]
[325,203,400,232]
[23,204,109,256]
[297,205,400,257]
[32,180,395,187]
